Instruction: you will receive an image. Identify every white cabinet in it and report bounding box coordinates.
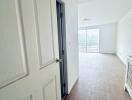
[125,56,132,98]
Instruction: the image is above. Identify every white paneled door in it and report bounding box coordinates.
[0,0,61,100]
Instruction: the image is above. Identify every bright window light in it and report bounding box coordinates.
[78,28,100,53]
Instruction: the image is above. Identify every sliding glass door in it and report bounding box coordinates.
[78,28,100,53]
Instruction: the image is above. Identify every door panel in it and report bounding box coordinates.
[27,95,33,100]
[0,0,28,88]
[0,0,61,100]
[35,0,55,68]
[43,78,57,100]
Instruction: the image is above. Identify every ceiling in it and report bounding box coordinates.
[78,0,93,4]
[78,0,132,27]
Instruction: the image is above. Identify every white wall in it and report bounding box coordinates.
[62,0,79,93]
[80,23,117,54]
[117,9,132,65]
[99,23,117,53]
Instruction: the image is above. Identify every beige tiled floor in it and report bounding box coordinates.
[65,53,131,100]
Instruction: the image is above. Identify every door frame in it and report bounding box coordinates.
[56,0,68,99]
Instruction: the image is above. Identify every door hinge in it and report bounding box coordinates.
[63,83,66,87]
[62,50,64,55]
[60,12,63,18]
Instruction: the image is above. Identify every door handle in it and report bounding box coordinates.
[56,58,63,63]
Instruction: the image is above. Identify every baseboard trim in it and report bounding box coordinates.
[116,53,126,66]
[68,76,79,94]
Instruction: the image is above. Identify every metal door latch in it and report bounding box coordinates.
[56,58,63,63]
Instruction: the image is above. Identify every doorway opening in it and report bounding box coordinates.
[56,1,68,99]
[78,28,100,53]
